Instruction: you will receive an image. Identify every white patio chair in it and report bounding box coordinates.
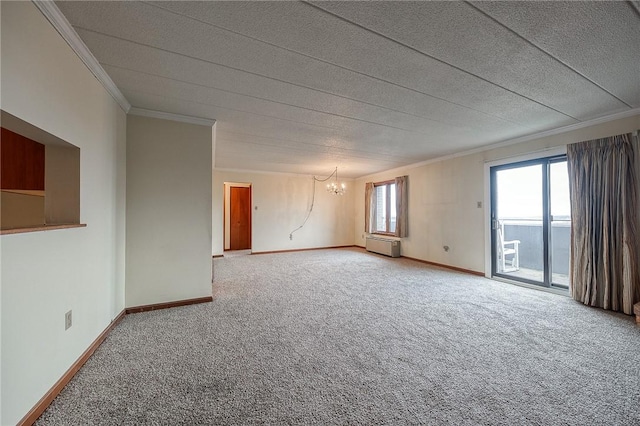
[498,223,520,273]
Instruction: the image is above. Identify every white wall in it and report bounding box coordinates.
[0,2,127,424]
[126,115,213,307]
[1,0,4,416]
[355,114,640,273]
[213,170,354,255]
[354,155,485,271]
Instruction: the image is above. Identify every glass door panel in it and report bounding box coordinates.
[549,161,571,288]
[491,156,571,289]
[493,164,544,284]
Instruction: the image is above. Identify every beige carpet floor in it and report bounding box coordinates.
[37,248,639,425]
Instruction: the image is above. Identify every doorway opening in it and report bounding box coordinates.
[224,182,252,253]
[490,155,571,290]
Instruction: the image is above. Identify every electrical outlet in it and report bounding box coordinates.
[65,310,72,330]
[477,201,482,208]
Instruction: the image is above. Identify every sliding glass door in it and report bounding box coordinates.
[548,160,571,287]
[490,156,570,289]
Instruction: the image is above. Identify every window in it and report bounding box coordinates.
[365,176,407,238]
[1,110,81,233]
[374,180,396,234]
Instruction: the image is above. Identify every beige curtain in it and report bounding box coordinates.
[364,182,375,233]
[395,176,408,238]
[567,131,640,315]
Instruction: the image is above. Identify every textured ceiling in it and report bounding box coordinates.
[55,1,640,178]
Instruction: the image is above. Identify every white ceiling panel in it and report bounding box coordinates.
[147,0,574,127]
[66,8,553,135]
[79,29,542,151]
[121,89,467,159]
[106,64,532,152]
[53,1,639,177]
[214,131,414,164]
[311,1,630,119]
[472,1,640,108]
[107,66,480,139]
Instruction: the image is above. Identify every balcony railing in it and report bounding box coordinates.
[500,218,570,286]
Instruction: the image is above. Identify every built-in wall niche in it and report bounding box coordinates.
[1,110,81,233]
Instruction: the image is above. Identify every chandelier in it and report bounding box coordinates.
[326,167,346,195]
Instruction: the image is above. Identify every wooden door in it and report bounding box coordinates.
[230,186,251,250]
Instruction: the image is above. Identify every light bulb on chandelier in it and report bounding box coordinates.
[327,181,346,195]
[326,167,346,195]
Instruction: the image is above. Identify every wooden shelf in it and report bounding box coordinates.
[1,189,45,197]
[1,223,86,235]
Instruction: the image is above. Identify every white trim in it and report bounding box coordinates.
[357,108,640,180]
[128,107,216,127]
[33,0,131,113]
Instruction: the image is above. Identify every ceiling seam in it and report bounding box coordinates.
[103,65,478,130]
[628,1,640,18]
[121,86,436,136]
[143,0,535,128]
[78,26,528,131]
[215,154,376,170]
[217,129,433,160]
[217,138,413,163]
[303,1,579,121]
[354,107,640,180]
[217,149,409,165]
[104,62,515,134]
[219,134,417,161]
[465,1,633,108]
[216,150,404,165]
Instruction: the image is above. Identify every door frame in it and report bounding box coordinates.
[489,155,567,288]
[223,182,252,251]
[483,147,568,292]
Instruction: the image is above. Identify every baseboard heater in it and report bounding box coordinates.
[366,237,400,258]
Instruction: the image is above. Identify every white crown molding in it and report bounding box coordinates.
[357,107,640,180]
[33,0,131,113]
[472,107,640,154]
[129,107,216,127]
